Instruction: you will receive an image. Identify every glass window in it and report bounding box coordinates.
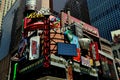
[113,50,118,58]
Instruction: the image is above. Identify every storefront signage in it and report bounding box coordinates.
[19,58,44,73]
[73,62,80,72]
[50,54,67,68]
[50,54,97,76]
[90,42,99,61]
[29,36,40,60]
[82,22,98,37]
[73,62,97,76]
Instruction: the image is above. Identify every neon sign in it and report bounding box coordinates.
[19,58,44,73]
[26,8,51,18]
[27,12,44,18]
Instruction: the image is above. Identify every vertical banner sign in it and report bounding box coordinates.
[29,36,40,60]
[32,40,37,55]
[90,42,99,61]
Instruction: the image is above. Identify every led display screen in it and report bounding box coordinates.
[57,42,77,56]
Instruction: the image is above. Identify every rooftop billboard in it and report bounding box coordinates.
[111,29,120,43]
[61,12,99,37]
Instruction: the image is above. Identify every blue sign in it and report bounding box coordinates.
[70,35,80,48]
[57,42,77,56]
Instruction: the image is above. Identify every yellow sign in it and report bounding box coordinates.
[27,12,44,18]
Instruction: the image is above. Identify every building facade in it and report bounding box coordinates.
[0,0,16,39]
[87,0,120,41]
[0,0,25,80]
[111,29,120,79]
[99,37,119,80]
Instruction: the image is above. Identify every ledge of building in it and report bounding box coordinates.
[36,76,65,80]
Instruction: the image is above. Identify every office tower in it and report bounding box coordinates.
[0,0,16,38]
[64,0,90,24]
[87,0,120,41]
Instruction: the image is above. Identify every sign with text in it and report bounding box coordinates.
[50,54,66,68]
[29,36,40,60]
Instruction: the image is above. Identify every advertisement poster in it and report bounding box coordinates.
[73,48,81,62]
[111,29,120,43]
[90,42,99,61]
[57,42,77,56]
[81,56,91,67]
[29,36,40,60]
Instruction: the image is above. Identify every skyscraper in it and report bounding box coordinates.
[87,0,120,41]
[64,0,90,24]
[0,0,16,38]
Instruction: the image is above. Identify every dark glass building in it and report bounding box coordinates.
[87,0,120,42]
[64,0,90,24]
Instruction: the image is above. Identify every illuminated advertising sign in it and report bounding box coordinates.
[111,29,120,43]
[81,56,91,67]
[74,23,83,38]
[73,48,81,62]
[73,62,80,72]
[73,62,97,76]
[62,12,99,37]
[90,42,99,61]
[26,8,51,18]
[18,38,27,57]
[29,36,40,60]
[50,54,66,68]
[79,38,91,50]
[19,58,44,73]
[26,12,44,18]
[57,42,77,56]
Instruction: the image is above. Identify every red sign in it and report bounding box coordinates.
[32,40,37,55]
[90,42,99,61]
[73,48,81,62]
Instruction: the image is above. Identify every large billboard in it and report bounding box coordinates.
[57,42,77,56]
[61,12,99,37]
[29,36,40,60]
[111,29,120,43]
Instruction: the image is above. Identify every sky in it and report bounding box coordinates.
[53,0,68,12]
